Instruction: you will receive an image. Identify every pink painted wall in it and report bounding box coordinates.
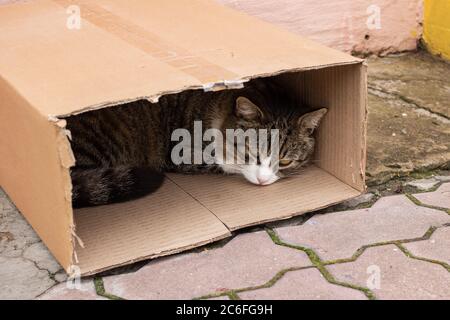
[217,0,423,55]
[0,0,423,55]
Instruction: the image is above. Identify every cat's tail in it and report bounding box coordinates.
[71,166,165,208]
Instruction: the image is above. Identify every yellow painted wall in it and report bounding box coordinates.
[423,0,450,60]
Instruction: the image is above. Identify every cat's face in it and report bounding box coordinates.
[220,96,327,186]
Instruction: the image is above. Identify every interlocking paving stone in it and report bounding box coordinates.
[103,231,311,300]
[406,178,440,191]
[276,195,450,261]
[404,227,450,264]
[38,280,105,300]
[328,245,450,300]
[414,183,450,209]
[239,268,367,300]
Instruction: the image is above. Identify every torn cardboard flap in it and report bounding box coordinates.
[203,79,248,92]
[0,0,366,275]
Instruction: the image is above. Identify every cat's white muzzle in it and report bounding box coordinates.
[242,163,279,186]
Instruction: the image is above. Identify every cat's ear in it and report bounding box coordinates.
[298,108,328,135]
[235,97,263,121]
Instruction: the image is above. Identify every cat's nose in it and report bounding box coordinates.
[257,167,273,185]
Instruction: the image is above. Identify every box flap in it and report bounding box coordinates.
[0,77,75,271]
[168,166,361,230]
[74,178,230,275]
[0,0,361,117]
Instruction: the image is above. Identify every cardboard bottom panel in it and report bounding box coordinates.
[74,165,360,275]
[168,165,361,230]
[74,178,231,275]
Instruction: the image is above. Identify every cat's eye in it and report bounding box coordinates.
[279,159,292,167]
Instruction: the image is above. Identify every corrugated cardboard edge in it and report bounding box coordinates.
[228,194,361,231]
[47,116,79,275]
[54,61,363,118]
[79,232,230,277]
[209,193,362,232]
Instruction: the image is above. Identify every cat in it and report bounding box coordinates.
[65,79,327,208]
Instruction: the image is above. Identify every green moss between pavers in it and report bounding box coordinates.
[405,193,450,215]
[93,277,124,300]
[323,226,438,266]
[227,291,240,300]
[265,228,376,300]
[195,266,312,300]
[396,243,450,273]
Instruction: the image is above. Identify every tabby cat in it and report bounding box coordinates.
[66,79,327,208]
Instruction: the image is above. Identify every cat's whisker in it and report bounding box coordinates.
[285,167,309,177]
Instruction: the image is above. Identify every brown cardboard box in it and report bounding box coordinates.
[0,0,367,275]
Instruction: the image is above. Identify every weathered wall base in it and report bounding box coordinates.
[218,0,423,55]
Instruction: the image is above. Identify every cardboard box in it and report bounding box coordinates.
[0,0,367,276]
